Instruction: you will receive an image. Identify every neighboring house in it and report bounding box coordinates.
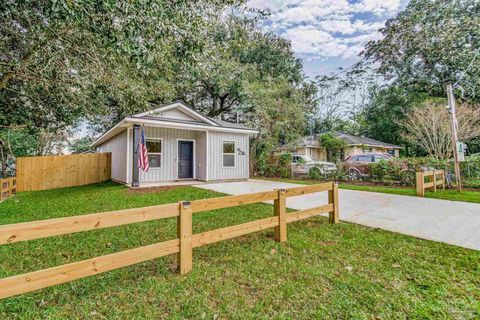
[91,101,258,187]
[279,132,402,161]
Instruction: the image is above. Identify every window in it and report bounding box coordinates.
[362,147,373,153]
[386,149,395,156]
[374,155,388,162]
[223,140,235,167]
[146,138,162,168]
[357,155,373,162]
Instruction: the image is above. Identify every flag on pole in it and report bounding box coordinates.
[138,126,149,172]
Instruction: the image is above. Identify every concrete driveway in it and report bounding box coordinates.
[197,179,480,251]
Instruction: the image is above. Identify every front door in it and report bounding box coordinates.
[178,141,194,179]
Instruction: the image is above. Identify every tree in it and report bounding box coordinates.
[176,16,305,120]
[240,77,316,173]
[1,0,314,159]
[0,0,239,138]
[359,86,429,155]
[69,137,94,154]
[401,100,480,159]
[318,133,346,162]
[311,62,380,135]
[0,127,40,177]
[363,0,480,100]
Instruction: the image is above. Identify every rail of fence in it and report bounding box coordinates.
[0,177,16,202]
[0,182,339,299]
[416,170,445,197]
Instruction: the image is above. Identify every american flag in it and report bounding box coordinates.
[138,126,149,172]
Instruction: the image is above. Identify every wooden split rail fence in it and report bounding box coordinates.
[0,177,16,202]
[416,170,445,197]
[0,182,339,299]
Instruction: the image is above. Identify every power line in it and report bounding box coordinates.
[454,47,480,87]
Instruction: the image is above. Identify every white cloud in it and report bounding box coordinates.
[354,0,401,15]
[317,19,384,35]
[247,0,401,60]
[246,0,294,12]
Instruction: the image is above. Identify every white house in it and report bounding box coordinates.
[91,101,258,187]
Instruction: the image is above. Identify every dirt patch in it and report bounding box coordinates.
[126,185,188,194]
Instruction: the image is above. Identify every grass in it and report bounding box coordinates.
[0,181,479,319]
[255,177,480,204]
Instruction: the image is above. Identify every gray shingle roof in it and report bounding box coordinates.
[285,132,402,149]
[132,114,256,131]
[206,117,256,130]
[332,132,402,148]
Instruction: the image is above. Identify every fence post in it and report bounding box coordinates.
[274,189,287,242]
[433,171,437,193]
[442,170,446,190]
[328,182,339,224]
[177,201,192,275]
[416,172,425,197]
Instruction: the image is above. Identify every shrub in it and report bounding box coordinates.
[264,165,277,177]
[279,152,292,166]
[370,160,390,181]
[308,167,322,180]
[277,167,291,178]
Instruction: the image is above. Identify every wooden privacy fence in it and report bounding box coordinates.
[416,170,445,197]
[0,177,16,202]
[16,153,111,192]
[0,182,339,299]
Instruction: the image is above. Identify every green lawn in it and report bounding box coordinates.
[1,181,479,319]
[255,177,480,204]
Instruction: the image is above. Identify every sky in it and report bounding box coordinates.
[247,0,408,78]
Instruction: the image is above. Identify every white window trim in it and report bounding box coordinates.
[205,131,209,181]
[222,139,236,168]
[146,137,163,169]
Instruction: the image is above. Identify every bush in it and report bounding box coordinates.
[263,164,277,177]
[277,167,291,178]
[370,160,390,181]
[279,152,292,166]
[308,167,322,180]
[260,154,479,189]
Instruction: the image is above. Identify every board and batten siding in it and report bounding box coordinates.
[153,108,195,121]
[207,131,249,180]
[97,126,250,184]
[96,129,127,183]
[196,132,207,180]
[138,127,208,182]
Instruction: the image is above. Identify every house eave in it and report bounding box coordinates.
[90,120,131,148]
[133,101,219,126]
[346,143,403,149]
[124,117,259,134]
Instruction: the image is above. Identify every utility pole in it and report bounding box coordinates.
[446,84,462,192]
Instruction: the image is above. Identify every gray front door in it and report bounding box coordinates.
[178,141,193,179]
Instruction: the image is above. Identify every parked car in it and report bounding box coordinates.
[343,153,396,179]
[291,154,337,176]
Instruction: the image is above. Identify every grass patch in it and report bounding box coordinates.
[0,181,479,319]
[255,177,480,204]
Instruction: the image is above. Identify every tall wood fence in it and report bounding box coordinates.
[16,153,111,192]
[0,177,16,202]
[0,182,339,299]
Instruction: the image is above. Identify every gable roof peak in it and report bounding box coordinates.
[132,101,218,126]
